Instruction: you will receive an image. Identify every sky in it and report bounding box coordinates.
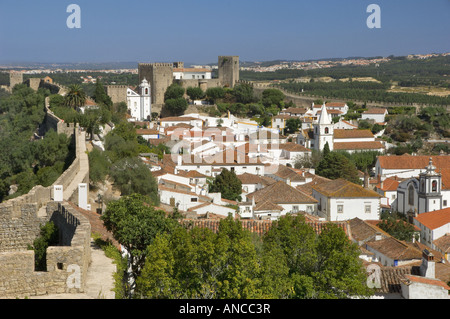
[0,0,449,64]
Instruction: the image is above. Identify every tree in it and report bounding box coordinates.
[205,87,225,103]
[377,216,417,242]
[109,157,159,204]
[163,98,188,116]
[88,148,111,185]
[316,152,360,184]
[136,216,263,299]
[233,83,255,104]
[186,86,205,101]
[323,142,331,158]
[101,194,179,298]
[164,83,185,101]
[261,88,285,108]
[64,84,86,108]
[208,168,242,201]
[285,117,301,134]
[262,214,373,299]
[93,78,112,109]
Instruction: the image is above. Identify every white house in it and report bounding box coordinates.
[361,108,388,123]
[242,181,318,220]
[173,67,212,80]
[126,78,151,121]
[413,207,450,250]
[374,155,450,181]
[311,178,382,221]
[187,202,236,218]
[159,116,203,129]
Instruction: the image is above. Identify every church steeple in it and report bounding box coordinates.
[313,103,334,152]
[318,103,331,125]
[418,157,442,214]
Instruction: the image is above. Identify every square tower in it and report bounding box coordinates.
[218,56,239,88]
[139,63,174,106]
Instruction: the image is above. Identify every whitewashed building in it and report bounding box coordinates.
[311,178,382,221]
[126,78,151,121]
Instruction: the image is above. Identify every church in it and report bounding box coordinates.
[297,103,385,154]
[394,157,450,217]
[126,78,152,121]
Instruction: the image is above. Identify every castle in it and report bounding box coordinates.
[106,55,240,109]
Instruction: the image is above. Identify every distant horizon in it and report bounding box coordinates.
[0,50,448,69]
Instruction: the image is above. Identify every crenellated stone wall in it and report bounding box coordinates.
[0,202,91,298]
[0,101,92,298]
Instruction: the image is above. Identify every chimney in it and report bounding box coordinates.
[420,249,435,278]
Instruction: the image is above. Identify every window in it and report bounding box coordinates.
[444,200,447,207]
[325,127,329,134]
[432,180,437,192]
[337,205,344,214]
[391,194,396,200]
[306,205,313,213]
[408,185,415,206]
[191,198,198,202]
[293,206,299,213]
[365,205,371,214]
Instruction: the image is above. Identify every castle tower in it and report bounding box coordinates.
[313,103,334,151]
[218,56,239,88]
[139,78,151,121]
[9,72,23,89]
[138,63,174,106]
[418,157,442,214]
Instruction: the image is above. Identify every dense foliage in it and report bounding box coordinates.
[131,213,372,299]
[0,85,75,202]
[208,168,242,201]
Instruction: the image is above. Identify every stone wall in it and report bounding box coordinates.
[0,202,91,298]
[0,101,92,298]
[105,85,128,104]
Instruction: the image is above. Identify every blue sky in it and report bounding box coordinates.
[0,0,449,64]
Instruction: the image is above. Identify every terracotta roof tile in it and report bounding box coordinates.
[377,155,450,170]
[433,234,450,253]
[366,237,422,261]
[414,207,450,230]
[312,178,382,198]
[333,141,385,150]
[333,129,374,139]
[247,181,318,204]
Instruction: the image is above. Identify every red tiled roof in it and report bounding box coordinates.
[312,178,382,198]
[376,176,400,191]
[179,217,349,237]
[403,274,450,290]
[363,108,388,114]
[377,155,450,170]
[414,207,450,230]
[334,129,374,139]
[333,141,385,151]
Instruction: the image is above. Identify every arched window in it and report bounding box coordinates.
[408,184,415,206]
[145,88,149,95]
[432,180,437,192]
[325,127,329,134]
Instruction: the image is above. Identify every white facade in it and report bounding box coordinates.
[173,69,212,80]
[126,78,151,121]
[189,202,236,218]
[313,193,381,221]
[361,109,388,123]
[313,104,334,151]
